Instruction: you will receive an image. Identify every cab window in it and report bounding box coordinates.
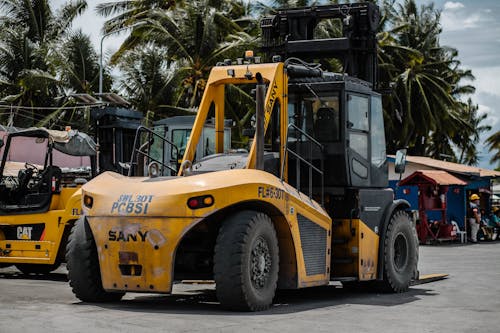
[287,95,340,142]
[348,94,369,160]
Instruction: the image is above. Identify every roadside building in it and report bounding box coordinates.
[388,155,500,231]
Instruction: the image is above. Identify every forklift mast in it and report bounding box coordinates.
[261,2,379,86]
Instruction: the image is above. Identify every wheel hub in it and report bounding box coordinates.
[393,232,409,272]
[251,236,271,289]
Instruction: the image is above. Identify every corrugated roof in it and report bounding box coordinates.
[399,170,467,186]
[388,155,500,178]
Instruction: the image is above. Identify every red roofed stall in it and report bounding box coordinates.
[399,170,467,244]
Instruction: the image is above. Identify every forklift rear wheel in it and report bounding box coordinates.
[381,210,418,292]
[214,210,279,311]
[66,217,124,302]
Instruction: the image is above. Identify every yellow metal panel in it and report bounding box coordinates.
[330,219,379,281]
[0,188,82,265]
[178,63,283,175]
[358,221,379,281]
[0,241,54,262]
[246,64,285,170]
[83,168,332,291]
[88,216,200,293]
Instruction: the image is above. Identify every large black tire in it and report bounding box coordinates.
[380,210,419,292]
[65,217,124,302]
[214,210,279,311]
[16,263,60,275]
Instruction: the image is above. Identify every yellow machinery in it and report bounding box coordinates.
[66,3,418,311]
[0,128,96,274]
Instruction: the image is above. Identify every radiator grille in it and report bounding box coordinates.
[297,214,327,276]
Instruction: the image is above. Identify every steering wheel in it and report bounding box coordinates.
[25,162,39,174]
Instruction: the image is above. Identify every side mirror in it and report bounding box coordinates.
[394,149,407,174]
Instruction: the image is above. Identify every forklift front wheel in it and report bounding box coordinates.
[381,210,419,293]
[214,210,279,311]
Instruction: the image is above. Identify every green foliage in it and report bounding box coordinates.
[0,0,495,167]
[108,0,256,120]
[117,45,177,116]
[0,0,104,129]
[486,131,500,167]
[377,0,488,165]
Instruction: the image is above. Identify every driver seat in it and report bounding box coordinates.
[14,167,35,202]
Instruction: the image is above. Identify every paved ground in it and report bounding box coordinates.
[1,242,500,333]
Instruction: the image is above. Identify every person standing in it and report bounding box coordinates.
[489,207,500,240]
[468,194,481,243]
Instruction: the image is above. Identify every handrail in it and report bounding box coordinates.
[128,126,179,176]
[281,123,324,206]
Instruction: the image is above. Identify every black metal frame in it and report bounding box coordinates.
[261,2,379,86]
[281,123,324,206]
[128,126,180,177]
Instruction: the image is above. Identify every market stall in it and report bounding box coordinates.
[399,170,467,244]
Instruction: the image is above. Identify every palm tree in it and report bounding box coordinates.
[117,45,178,116]
[453,99,491,166]
[485,131,500,168]
[101,0,255,113]
[378,0,474,157]
[53,30,110,94]
[0,0,88,126]
[96,0,181,34]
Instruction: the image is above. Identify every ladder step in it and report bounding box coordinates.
[332,220,344,227]
[331,237,348,245]
[332,276,357,282]
[332,257,354,264]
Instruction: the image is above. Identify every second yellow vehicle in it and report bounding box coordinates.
[0,128,96,274]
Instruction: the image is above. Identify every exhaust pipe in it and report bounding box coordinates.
[255,72,265,171]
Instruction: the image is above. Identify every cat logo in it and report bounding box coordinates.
[17,227,33,240]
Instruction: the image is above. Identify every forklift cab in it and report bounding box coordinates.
[0,128,96,213]
[285,77,387,192]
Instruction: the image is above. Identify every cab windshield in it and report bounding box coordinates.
[287,93,340,143]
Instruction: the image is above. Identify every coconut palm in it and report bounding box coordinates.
[378,0,474,157]
[52,30,111,95]
[103,0,255,113]
[0,0,88,126]
[453,99,491,166]
[117,45,178,116]
[96,0,182,34]
[485,131,500,168]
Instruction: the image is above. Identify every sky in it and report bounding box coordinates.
[53,0,500,170]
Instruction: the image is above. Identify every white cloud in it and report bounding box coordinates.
[470,66,500,97]
[478,104,498,127]
[441,9,482,31]
[444,2,465,11]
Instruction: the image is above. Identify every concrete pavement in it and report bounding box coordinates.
[1,242,499,333]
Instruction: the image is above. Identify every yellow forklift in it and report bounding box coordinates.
[66,3,418,311]
[0,100,143,274]
[0,128,97,274]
